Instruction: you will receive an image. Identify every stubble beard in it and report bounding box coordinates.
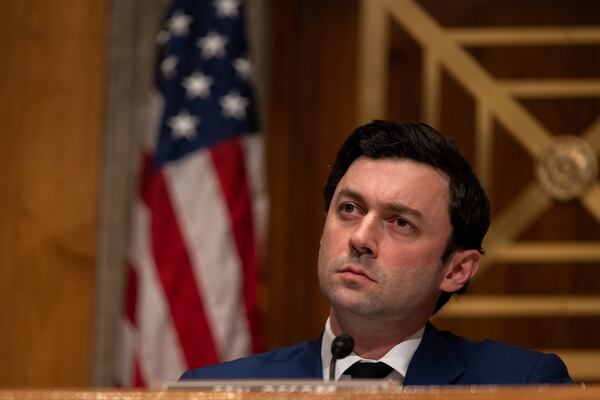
[318,254,390,320]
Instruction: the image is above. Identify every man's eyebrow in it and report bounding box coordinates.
[385,202,424,220]
[336,188,365,203]
[336,188,424,220]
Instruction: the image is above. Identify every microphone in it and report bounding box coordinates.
[329,334,354,381]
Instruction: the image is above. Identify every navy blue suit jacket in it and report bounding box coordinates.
[181,324,572,385]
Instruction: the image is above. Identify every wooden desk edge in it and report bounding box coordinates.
[0,385,598,400]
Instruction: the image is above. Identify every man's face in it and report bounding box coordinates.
[318,156,455,324]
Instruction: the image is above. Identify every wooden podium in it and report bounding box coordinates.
[0,386,598,400]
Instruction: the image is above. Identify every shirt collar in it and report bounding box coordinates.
[321,317,424,381]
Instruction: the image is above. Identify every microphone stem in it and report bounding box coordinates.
[329,357,337,381]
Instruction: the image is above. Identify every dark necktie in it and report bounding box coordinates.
[344,361,393,379]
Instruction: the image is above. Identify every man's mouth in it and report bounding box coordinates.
[337,266,376,283]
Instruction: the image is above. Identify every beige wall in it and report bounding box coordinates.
[0,1,106,386]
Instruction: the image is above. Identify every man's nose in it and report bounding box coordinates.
[348,214,380,257]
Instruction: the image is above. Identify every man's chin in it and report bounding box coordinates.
[328,292,384,318]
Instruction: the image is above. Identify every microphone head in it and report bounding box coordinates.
[331,334,354,359]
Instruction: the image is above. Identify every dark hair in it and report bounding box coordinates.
[323,120,490,313]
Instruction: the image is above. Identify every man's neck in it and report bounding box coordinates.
[329,310,427,360]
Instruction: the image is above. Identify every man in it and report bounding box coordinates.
[181,120,572,384]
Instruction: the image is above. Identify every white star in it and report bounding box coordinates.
[160,55,178,78]
[167,11,193,36]
[233,58,252,80]
[214,0,240,17]
[168,111,199,139]
[197,31,227,59]
[182,72,213,98]
[220,91,248,120]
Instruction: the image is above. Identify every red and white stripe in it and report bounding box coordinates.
[116,93,265,386]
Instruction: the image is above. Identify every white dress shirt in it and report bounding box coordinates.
[320,317,424,384]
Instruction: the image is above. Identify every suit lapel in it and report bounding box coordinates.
[404,323,465,385]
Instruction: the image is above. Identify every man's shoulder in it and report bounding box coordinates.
[440,328,553,361]
[180,338,323,380]
[433,328,572,384]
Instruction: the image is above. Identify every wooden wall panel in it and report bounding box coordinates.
[0,1,106,387]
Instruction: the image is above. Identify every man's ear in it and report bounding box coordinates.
[439,249,481,293]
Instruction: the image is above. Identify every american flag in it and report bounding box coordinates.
[116,0,266,386]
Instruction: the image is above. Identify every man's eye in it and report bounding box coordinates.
[340,203,356,213]
[393,217,412,229]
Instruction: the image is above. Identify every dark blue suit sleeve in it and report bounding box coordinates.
[180,369,197,380]
[527,353,573,384]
